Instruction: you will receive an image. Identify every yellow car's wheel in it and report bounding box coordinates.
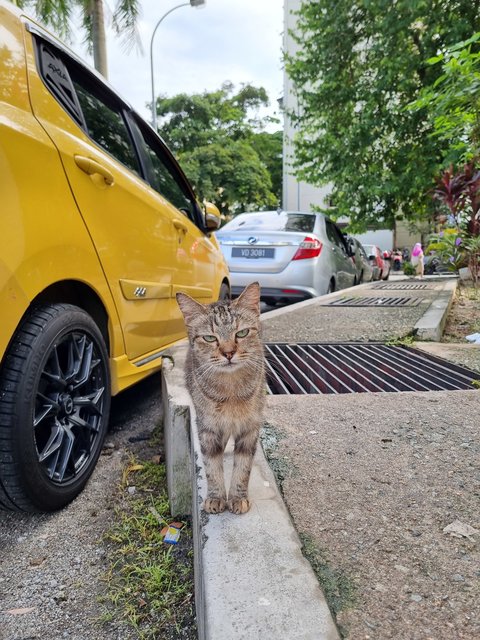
[0,304,110,512]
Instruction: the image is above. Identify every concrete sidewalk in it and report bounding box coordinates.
[162,275,480,639]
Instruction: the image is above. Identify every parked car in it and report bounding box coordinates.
[346,237,374,283]
[0,0,230,513]
[216,210,357,305]
[363,244,390,280]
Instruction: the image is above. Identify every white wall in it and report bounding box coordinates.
[353,230,394,252]
[283,0,331,211]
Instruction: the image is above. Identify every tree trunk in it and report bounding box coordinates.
[92,0,108,79]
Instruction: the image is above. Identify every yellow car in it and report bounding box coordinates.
[0,0,230,512]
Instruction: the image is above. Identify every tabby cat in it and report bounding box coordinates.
[176,282,265,515]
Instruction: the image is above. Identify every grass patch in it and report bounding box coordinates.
[300,533,357,638]
[385,333,416,347]
[100,459,196,640]
[260,422,292,495]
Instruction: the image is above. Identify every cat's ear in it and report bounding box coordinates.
[233,282,261,314]
[176,292,208,326]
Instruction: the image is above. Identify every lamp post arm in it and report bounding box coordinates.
[150,2,190,130]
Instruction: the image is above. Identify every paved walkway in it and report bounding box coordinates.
[162,275,480,640]
[261,276,480,639]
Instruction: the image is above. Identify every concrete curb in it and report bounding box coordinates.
[414,278,458,341]
[161,344,340,640]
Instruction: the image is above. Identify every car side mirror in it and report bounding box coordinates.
[204,201,222,231]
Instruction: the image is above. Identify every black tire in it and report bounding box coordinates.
[218,282,231,301]
[382,270,390,281]
[327,279,335,294]
[0,304,111,512]
[359,271,364,284]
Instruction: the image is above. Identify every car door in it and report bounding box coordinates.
[26,36,201,360]
[126,115,216,306]
[325,220,355,289]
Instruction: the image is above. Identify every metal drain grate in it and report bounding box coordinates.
[372,283,433,290]
[265,343,480,394]
[328,296,421,307]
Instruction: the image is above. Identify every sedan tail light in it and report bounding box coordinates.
[292,236,323,260]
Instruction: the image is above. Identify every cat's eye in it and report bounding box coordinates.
[236,329,250,338]
[202,335,217,342]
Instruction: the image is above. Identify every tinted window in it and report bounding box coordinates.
[222,212,316,233]
[358,244,368,259]
[69,71,140,175]
[130,118,195,218]
[326,221,348,255]
[34,36,141,175]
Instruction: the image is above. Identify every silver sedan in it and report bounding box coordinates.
[215,210,357,304]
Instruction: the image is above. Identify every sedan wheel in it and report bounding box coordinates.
[0,304,110,512]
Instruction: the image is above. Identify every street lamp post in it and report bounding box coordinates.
[150,0,206,130]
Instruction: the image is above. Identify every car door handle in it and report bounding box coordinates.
[74,155,115,186]
[173,219,188,233]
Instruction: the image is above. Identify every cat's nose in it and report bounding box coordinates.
[222,349,236,361]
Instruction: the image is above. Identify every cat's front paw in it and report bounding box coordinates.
[228,497,250,514]
[204,497,227,514]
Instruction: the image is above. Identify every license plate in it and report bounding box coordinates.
[231,247,275,259]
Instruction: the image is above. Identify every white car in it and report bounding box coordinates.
[216,210,357,304]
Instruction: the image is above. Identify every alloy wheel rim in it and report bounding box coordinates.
[33,331,106,485]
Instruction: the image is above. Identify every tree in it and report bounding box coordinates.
[157,82,282,215]
[286,0,480,231]
[12,0,141,78]
[411,33,480,165]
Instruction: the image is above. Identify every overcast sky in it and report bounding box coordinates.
[70,0,284,125]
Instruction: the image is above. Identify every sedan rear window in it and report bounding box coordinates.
[222,212,316,233]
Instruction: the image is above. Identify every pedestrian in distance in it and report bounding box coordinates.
[411,242,424,278]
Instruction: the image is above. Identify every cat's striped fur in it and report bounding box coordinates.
[176,282,265,514]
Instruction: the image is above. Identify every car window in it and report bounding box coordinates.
[284,214,316,232]
[34,36,141,176]
[129,117,196,221]
[69,72,141,176]
[326,220,347,254]
[222,211,316,232]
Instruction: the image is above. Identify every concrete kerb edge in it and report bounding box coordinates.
[414,278,458,341]
[161,343,340,640]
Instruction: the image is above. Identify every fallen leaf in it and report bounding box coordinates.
[127,464,144,473]
[443,520,479,542]
[28,556,47,568]
[6,607,37,615]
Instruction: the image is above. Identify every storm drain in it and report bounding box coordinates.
[265,343,480,394]
[373,282,433,290]
[328,296,421,307]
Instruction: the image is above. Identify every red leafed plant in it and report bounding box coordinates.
[434,161,480,235]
